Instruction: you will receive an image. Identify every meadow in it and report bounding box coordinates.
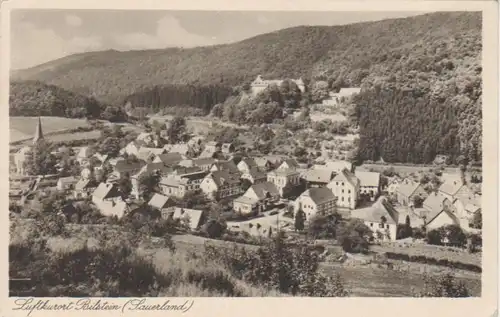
[9,116,92,143]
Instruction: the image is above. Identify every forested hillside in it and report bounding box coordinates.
[10,12,482,164]
[124,84,235,115]
[13,12,480,105]
[9,81,105,118]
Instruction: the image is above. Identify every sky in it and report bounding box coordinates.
[10,10,426,70]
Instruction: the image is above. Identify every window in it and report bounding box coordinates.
[370,223,373,227]
[342,189,344,193]
[342,182,344,186]
[386,224,389,229]
[342,197,344,201]
[348,190,351,194]
[336,182,338,185]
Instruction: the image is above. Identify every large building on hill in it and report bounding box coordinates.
[250,75,305,95]
[14,117,44,176]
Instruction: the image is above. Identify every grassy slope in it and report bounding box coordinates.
[12,12,480,106]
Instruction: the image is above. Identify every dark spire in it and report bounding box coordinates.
[33,117,44,145]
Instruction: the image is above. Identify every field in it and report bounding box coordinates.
[9,116,91,143]
[11,219,481,297]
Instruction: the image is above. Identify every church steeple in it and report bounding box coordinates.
[33,117,44,145]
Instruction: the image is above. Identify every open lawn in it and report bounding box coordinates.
[10,116,91,143]
[320,262,480,297]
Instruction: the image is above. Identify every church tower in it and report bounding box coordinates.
[32,117,44,145]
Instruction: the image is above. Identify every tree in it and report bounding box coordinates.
[23,140,57,176]
[442,224,467,247]
[118,174,132,199]
[294,207,306,232]
[470,210,482,229]
[336,219,372,253]
[166,116,186,143]
[137,172,160,201]
[426,228,443,245]
[415,273,470,297]
[307,213,339,239]
[202,219,227,238]
[98,137,121,158]
[412,195,424,208]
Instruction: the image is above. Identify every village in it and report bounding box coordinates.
[9,78,482,249]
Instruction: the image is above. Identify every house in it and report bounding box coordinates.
[277,158,299,171]
[57,176,78,191]
[386,176,403,195]
[266,168,301,197]
[92,183,127,218]
[107,159,146,183]
[148,193,176,215]
[136,132,155,145]
[198,142,220,159]
[233,181,280,214]
[168,144,192,156]
[200,170,243,200]
[74,178,98,199]
[221,143,235,155]
[76,147,93,165]
[420,192,457,230]
[210,160,241,175]
[254,157,274,171]
[163,207,204,230]
[438,179,472,202]
[250,75,305,95]
[321,160,353,173]
[121,141,147,157]
[452,197,481,232]
[192,158,218,172]
[301,169,335,188]
[152,152,185,165]
[395,182,427,207]
[294,187,337,220]
[322,88,361,106]
[327,168,359,209]
[237,158,258,174]
[137,147,167,162]
[158,167,207,198]
[355,171,381,199]
[351,196,399,241]
[241,168,267,184]
[130,162,175,198]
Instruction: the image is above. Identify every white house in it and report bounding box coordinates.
[355,170,381,199]
[250,75,305,95]
[327,168,359,209]
[200,170,242,200]
[294,187,337,220]
[351,196,399,241]
[92,183,127,218]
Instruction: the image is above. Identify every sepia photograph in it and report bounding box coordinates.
[3,0,497,307]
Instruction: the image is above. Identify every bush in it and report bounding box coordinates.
[414,273,471,297]
[384,252,481,273]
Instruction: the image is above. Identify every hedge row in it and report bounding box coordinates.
[385,252,481,273]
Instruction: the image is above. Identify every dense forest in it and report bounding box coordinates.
[13,12,481,105]
[124,84,235,115]
[9,80,105,118]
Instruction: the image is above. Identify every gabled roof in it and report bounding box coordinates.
[75,178,98,191]
[323,160,352,172]
[423,192,449,214]
[280,158,299,169]
[193,157,217,166]
[268,168,300,177]
[331,168,359,187]
[439,179,465,196]
[114,159,146,174]
[148,193,174,210]
[299,187,336,205]
[239,158,258,169]
[93,182,121,200]
[134,162,174,177]
[249,181,280,200]
[211,160,240,174]
[208,170,241,187]
[354,171,380,188]
[169,144,191,155]
[351,197,399,225]
[233,195,259,205]
[171,207,204,230]
[397,182,421,198]
[245,168,267,180]
[301,169,334,183]
[154,152,184,165]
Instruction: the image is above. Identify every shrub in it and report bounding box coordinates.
[384,252,481,273]
[414,273,471,297]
